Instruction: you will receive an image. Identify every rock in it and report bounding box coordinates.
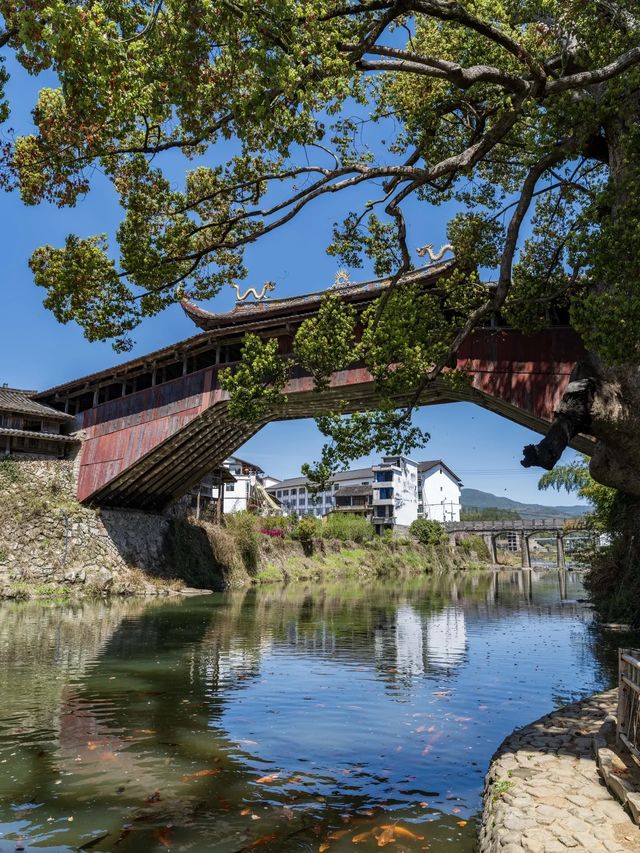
[626,792,640,825]
[180,587,213,596]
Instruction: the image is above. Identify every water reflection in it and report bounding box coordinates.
[0,572,625,852]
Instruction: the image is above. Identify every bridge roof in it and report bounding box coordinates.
[35,262,454,401]
[181,261,454,330]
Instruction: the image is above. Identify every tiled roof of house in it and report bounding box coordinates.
[267,467,373,491]
[270,460,462,490]
[0,387,74,420]
[0,427,77,442]
[417,459,462,483]
[335,484,373,497]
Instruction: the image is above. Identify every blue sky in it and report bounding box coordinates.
[0,55,585,506]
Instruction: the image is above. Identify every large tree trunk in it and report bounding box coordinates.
[522,361,640,496]
[523,96,640,496]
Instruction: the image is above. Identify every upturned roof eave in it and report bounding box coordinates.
[181,260,455,330]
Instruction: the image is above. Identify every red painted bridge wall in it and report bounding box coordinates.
[76,327,585,504]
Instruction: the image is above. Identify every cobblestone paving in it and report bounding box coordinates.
[479,690,640,853]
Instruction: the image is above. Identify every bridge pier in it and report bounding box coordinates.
[556,533,566,569]
[558,566,568,599]
[521,533,531,569]
[483,534,498,564]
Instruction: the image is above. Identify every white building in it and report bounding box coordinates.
[268,466,374,518]
[267,457,462,533]
[192,456,280,517]
[371,455,419,534]
[417,460,463,522]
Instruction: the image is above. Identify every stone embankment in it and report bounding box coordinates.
[0,457,493,598]
[480,690,640,853]
[0,458,227,595]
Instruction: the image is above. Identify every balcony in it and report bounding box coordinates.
[374,487,394,501]
[372,515,394,525]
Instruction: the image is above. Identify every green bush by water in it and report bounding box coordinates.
[323,513,374,543]
[224,512,261,575]
[408,518,447,545]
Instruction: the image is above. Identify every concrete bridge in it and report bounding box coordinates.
[35,263,592,510]
[445,518,590,568]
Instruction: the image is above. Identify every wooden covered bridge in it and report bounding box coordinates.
[35,261,592,511]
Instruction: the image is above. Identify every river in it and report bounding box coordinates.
[0,571,624,852]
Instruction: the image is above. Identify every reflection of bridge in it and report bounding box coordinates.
[445,518,590,568]
[36,264,591,510]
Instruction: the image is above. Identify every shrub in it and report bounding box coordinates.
[381,528,394,545]
[260,527,284,538]
[292,516,321,553]
[0,458,21,485]
[408,518,447,545]
[457,534,491,561]
[323,513,374,543]
[224,511,261,575]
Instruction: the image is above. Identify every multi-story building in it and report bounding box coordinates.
[268,466,375,518]
[268,457,462,533]
[0,386,77,459]
[371,455,420,534]
[417,460,463,522]
[192,456,280,518]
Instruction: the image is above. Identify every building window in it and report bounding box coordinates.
[225,484,234,492]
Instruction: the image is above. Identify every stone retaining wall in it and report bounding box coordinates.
[479,689,640,853]
[0,457,225,593]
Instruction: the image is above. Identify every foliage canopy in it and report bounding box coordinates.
[2,1,640,480]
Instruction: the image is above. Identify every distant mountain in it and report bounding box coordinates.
[461,488,587,520]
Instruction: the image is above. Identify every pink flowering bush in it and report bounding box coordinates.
[260,528,284,538]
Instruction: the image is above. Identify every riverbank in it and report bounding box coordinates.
[480,689,640,853]
[0,457,491,599]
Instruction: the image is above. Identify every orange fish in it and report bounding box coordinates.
[379,824,425,841]
[375,826,396,847]
[327,829,349,841]
[153,828,173,848]
[180,768,221,783]
[247,833,279,848]
[352,830,373,843]
[255,773,280,784]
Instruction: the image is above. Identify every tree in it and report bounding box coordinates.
[2,1,640,494]
[538,455,617,532]
[460,507,521,521]
[408,518,446,545]
[539,457,639,624]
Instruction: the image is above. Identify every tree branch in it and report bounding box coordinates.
[358,47,530,92]
[546,45,640,93]
[411,0,546,82]
[0,28,16,49]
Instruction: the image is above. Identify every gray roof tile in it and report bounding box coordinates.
[0,388,74,420]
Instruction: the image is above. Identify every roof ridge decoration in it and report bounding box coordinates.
[231,280,276,302]
[416,243,454,262]
[180,258,456,331]
[332,269,352,289]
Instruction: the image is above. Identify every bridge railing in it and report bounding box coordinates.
[444,518,585,533]
[617,649,640,760]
